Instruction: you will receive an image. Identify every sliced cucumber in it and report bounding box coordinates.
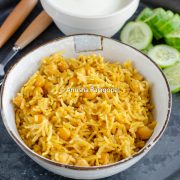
[153,10,173,27]
[136,8,176,40]
[172,46,180,51]
[148,45,180,68]
[143,8,167,39]
[166,28,180,38]
[148,8,167,25]
[136,8,153,21]
[165,29,180,46]
[151,26,163,40]
[165,38,180,47]
[163,63,180,93]
[154,10,174,36]
[120,22,153,50]
[159,14,180,36]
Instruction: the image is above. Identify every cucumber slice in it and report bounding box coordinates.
[173,46,180,51]
[148,45,180,68]
[151,26,163,40]
[154,10,174,34]
[143,8,167,39]
[159,14,180,36]
[136,8,153,21]
[165,44,180,51]
[149,8,167,25]
[165,29,180,46]
[165,38,180,46]
[163,63,180,93]
[120,22,153,50]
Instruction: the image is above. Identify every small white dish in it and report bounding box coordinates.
[40,0,139,37]
[0,35,171,179]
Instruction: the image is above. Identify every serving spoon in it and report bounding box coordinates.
[0,11,53,86]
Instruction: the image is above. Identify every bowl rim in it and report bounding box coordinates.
[41,0,139,19]
[0,34,172,171]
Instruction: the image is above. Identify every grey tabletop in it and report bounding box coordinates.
[0,1,180,180]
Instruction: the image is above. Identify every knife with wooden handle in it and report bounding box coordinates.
[0,0,38,48]
[0,11,53,85]
[15,11,53,49]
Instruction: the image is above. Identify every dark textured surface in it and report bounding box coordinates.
[0,1,180,180]
[143,0,180,13]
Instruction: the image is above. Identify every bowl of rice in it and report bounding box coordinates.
[0,34,171,179]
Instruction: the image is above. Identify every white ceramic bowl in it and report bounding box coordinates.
[1,35,171,179]
[40,0,139,37]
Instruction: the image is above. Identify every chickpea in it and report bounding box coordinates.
[130,80,141,92]
[107,92,113,98]
[35,75,45,87]
[58,61,69,72]
[33,144,41,154]
[34,114,44,123]
[13,94,24,108]
[76,158,89,167]
[45,63,59,75]
[125,124,130,130]
[136,140,145,148]
[99,153,109,164]
[69,77,78,85]
[83,92,96,100]
[50,116,58,124]
[92,115,98,121]
[44,81,53,92]
[58,127,71,141]
[148,121,157,129]
[57,152,69,164]
[136,126,153,140]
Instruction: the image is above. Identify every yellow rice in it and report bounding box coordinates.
[13,53,156,167]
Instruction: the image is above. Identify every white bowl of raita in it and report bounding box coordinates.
[40,0,139,37]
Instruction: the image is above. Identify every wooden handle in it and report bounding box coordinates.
[15,11,53,49]
[0,0,38,48]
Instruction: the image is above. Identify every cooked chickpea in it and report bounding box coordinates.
[83,92,96,100]
[136,126,153,140]
[58,127,71,140]
[58,152,69,164]
[69,77,78,85]
[107,92,113,98]
[136,140,145,148]
[34,114,44,123]
[92,115,98,121]
[76,158,89,167]
[35,75,45,87]
[45,63,59,75]
[44,81,53,92]
[148,121,157,129]
[50,116,58,124]
[125,124,130,130]
[13,95,24,108]
[99,153,109,164]
[58,61,69,72]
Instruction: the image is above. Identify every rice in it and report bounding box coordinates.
[13,53,156,167]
